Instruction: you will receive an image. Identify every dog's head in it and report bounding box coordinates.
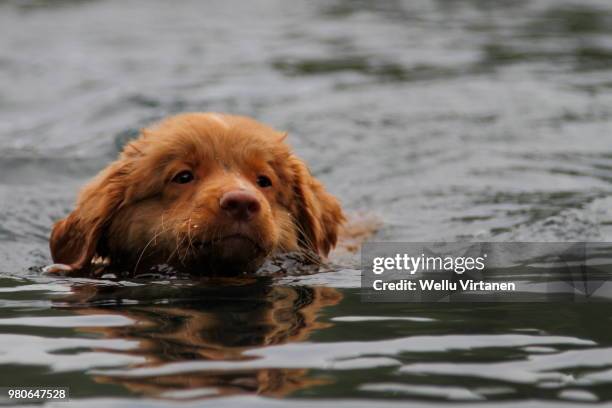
[50,113,345,275]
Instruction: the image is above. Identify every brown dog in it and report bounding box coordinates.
[49,113,345,276]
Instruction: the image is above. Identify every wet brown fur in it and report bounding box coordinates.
[50,113,345,275]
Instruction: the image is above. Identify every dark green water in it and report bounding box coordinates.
[2,0,612,406]
[4,272,612,406]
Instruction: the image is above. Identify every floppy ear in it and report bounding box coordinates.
[290,156,345,257]
[50,160,132,270]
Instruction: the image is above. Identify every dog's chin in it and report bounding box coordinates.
[188,234,269,276]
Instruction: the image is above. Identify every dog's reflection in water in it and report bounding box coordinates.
[58,277,342,399]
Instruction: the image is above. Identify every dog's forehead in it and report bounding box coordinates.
[145,113,289,166]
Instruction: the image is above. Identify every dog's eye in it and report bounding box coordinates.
[256,175,272,188]
[172,170,194,184]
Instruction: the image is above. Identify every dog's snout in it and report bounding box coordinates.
[219,190,261,221]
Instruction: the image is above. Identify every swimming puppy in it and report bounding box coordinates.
[49,113,345,276]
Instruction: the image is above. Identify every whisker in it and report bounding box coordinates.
[133,218,170,274]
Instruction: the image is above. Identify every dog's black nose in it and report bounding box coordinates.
[219,190,261,221]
